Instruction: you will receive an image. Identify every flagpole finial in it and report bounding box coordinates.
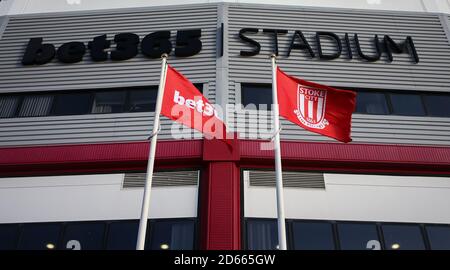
[270,53,277,59]
[161,53,168,59]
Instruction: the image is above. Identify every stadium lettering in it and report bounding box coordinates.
[238,28,419,63]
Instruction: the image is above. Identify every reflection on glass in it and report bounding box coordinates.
[18,95,53,117]
[0,225,19,250]
[92,91,126,113]
[17,223,62,250]
[63,223,106,250]
[423,94,450,117]
[337,223,381,250]
[381,224,425,250]
[425,225,450,250]
[149,220,195,250]
[355,92,389,114]
[128,89,157,112]
[52,92,92,116]
[241,84,273,111]
[292,221,335,250]
[389,93,425,116]
[247,219,278,250]
[106,221,139,250]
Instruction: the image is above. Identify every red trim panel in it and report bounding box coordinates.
[241,140,450,175]
[0,140,203,177]
[1,140,450,176]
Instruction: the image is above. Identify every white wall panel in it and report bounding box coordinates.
[244,171,450,224]
[0,173,199,223]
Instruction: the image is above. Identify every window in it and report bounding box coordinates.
[17,223,62,250]
[127,88,157,112]
[149,220,195,250]
[92,91,126,114]
[337,223,381,250]
[52,92,93,116]
[355,92,389,115]
[381,224,425,250]
[423,94,450,117]
[193,83,203,94]
[389,93,426,116]
[291,221,335,250]
[18,95,53,117]
[246,219,278,250]
[0,96,19,118]
[62,222,106,250]
[241,84,272,110]
[106,221,139,250]
[425,225,450,250]
[0,224,19,250]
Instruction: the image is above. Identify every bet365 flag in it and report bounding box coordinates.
[161,65,227,140]
[276,67,356,143]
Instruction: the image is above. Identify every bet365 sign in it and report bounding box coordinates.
[22,30,202,65]
[21,28,419,65]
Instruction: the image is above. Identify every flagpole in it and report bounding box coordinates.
[136,53,168,250]
[270,54,287,250]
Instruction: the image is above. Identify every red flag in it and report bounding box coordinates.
[161,65,228,140]
[276,67,356,143]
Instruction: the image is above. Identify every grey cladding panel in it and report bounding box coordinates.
[228,6,450,91]
[0,5,216,146]
[228,5,450,146]
[227,108,450,145]
[0,6,217,93]
[0,112,203,146]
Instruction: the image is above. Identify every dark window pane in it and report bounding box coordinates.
[0,96,19,118]
[247,219,278,250]
[18,95,53,117]
[292,221,335,250]
[242,84,272,110]
[193,84,203,94]
[92,91,126,114]
[423,94,450,117]
[337,223,381,250]
[389,93,425,116]
[425,225,450,250]
[62,223,105,250]
[149,220,195,250]
[52,92,92,116]
[106,221,139,250]
[0,224,19,250]
[355,92,389,114]
[17,223,62,250]
[381,224,425,250]
[127,88,157,112]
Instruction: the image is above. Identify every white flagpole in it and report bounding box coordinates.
[270,54,287,250]
[136,54,168,250]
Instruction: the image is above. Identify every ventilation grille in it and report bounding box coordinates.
[123,171,199,188]
[248,171,325,189]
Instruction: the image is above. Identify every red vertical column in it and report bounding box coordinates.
[200,136,241,250]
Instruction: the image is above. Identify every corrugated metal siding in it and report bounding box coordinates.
[1,4,450,147]
[0,112,202,146]
[227,4,450,145]
[0,5,216,145]
[228,6,450,91]
[0,6,217,92]
[228,109,450,145]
